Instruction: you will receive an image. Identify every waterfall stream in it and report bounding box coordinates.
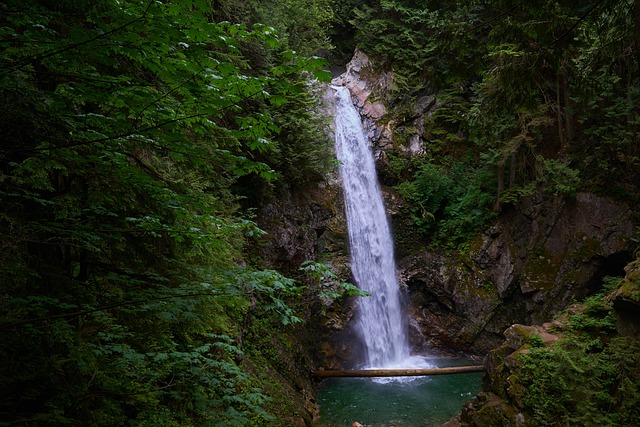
[333,85,410,369]
[319,85,482,426]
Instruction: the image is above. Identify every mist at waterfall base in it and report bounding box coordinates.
[319,86,482,425]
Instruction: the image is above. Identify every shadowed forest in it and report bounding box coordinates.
[1,1,639,425]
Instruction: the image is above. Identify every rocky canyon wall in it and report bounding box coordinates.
[328,50,636,355]
[254,49,635,374]
[246,48,638,427]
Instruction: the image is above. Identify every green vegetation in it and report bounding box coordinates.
[1,0,639,424]
[0,0,337,425]
[395,160,495,247]
[349,0,639,248]
[300,260,370,302]
[517,277,640,426]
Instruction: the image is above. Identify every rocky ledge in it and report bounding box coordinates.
[443,257,640,426]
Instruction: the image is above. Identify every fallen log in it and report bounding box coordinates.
[312,365,485,378]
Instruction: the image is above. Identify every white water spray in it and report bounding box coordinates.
[333,85,414,369]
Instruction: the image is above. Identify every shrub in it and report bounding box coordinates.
[395,160,495,248]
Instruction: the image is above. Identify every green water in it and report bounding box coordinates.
[315,359,483,427]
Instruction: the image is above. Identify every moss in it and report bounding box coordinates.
[520,247,561,292]
[506,374,526,408]
[616,261,640,303]
[570,232,605,262]
[240,301,322,427]
[474,394,520,427]
[390,126,415,149]
[480,280,500,300]
[511,324,535,339]
[244,357,307,427]
[391,216,428,256]
[463,234,486,258]
[473,273,640,427]
[452,258,500,302]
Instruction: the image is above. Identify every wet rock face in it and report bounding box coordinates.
[476,192,633,323]
[400,191,634,353]
[400,250,523,354]
[331,49,394,150]
[256,181,335,271]
[255,176,363,369]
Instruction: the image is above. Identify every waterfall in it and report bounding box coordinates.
[333,85,409,368]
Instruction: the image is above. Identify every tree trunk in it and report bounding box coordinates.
[509,152,517,189]
[557,73,566,149]
[494,162,504,212]
[561,64,574,144]
[635,0,640,60]
[312,365,485,378]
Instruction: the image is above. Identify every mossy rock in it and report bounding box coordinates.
[613,260,640,304]
[462,392,521,427]
[506,374,526,409]
[504,324,559,351]
[520,248,562,293]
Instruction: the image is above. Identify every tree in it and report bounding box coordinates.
[351,0,638,221]
[0,0,331,424]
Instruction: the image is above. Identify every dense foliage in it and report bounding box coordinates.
[350,0,640,246]
[517,277,640,426]
[395,160,495,248]
[0,0,337,425]
[345,2,640,423]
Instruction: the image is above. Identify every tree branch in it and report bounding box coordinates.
[0,291,241,331]
[2,0,155,77]
[554,0,605,44]
[8,77,282,155]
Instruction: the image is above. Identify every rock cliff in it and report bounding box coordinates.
[448,257,640,426]
[402,190,633,353]
[252,50,636,422]
[330,50,636,355]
